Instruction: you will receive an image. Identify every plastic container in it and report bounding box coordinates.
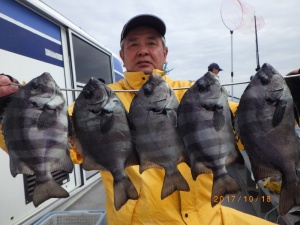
[33,210,107,225]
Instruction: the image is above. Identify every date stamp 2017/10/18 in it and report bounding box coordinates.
[214,195,271,203]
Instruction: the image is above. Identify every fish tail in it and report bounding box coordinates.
[279,182,300,215]
[33,179,69,207]
[161,170,190,199]
[114,177,138,211]
[211,174,241,207]
[191,164,212,181]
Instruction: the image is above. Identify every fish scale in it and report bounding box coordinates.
[235,63,300,215]
[177,71,242,207]
[2,72,73,207]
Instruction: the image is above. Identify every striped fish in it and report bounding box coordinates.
[177,72,241,207]
[235,63,300,215]
[128,73,190,199]
[72,77,139,211]
[2,72,73,207]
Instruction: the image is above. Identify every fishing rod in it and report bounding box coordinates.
[254,12,261,72]
[5,73,300,92]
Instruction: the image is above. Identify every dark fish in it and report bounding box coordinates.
[177,72,241,207]
[2,72,73,207]
[235,63,300,215]
[72,77,139,211]
[128,73,190,199]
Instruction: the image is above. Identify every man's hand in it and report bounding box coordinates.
[0,74,19,98]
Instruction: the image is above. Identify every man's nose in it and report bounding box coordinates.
[138,46,149,56]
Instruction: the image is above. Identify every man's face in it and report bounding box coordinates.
[120,26,168,74]
[212,68,219,75]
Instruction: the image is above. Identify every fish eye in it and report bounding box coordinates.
[197,83,208,93]
[259,74,270,86]
[83,90,93,99]
[31,81,40,91]
[143,84,153,96]
[144,88,153,96]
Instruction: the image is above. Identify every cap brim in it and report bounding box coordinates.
[121,14,166,42]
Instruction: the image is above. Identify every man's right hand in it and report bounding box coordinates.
[0,74,19,98]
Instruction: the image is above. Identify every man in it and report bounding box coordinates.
[0,14,276,225]
[208,62,223,76]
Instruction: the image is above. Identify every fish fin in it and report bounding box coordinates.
[279,181,300,215]
[114,177,138,211]
[33,179,69,207]
[165,92,179,126]
[102,93,118,112]
[127,112,137,148]
[100,94,119,133]
[100,111,114,134]
[191,163,212,181]
[139,162,163,174]
[67,114,73,136]
[233,112,240,138]
[230,108,235,129]
[9,153,34,177]
[69,127,105,171]
[248,155,281,182]
[126,111,136,132]
[177,153,187,164]
[166,108,177,127]
[211,174,241,207]
[82,156,105,171]
[69,128,84,156]
[161,169,190,199]
[125,150,140,167]
[37,109,57,129]
[51,151,74,173]
[272,99,287,127]
[213,105,225,131]
[225,145,244,166]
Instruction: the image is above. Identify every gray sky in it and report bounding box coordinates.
[42,0,300,98]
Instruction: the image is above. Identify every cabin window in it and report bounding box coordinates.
[71,34,113,85]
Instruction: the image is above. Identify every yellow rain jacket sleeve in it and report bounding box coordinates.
[0,124,8,153]
[100,70,276,225]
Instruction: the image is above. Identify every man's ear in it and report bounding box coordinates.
[119,50,125,67]
[164,47,168,64]
[119,50,124,61]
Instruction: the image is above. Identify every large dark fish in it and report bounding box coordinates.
[72,77,139,211]
[235,63,300,215]
[2,72,73,207]
[128,73,190,199]
[177,72,241,207]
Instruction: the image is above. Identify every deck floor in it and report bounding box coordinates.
[65,180,106,211]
